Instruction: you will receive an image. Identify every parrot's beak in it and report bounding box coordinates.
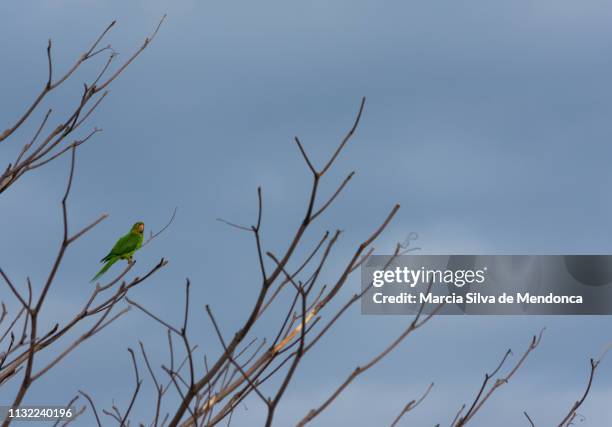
[139,224,144,233]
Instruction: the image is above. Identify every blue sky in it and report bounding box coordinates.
[1,1,612,425]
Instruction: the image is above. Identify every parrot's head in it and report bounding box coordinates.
[131,221,145,235]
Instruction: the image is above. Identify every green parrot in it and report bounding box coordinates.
[91,221,145,282]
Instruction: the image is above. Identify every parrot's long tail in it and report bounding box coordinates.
[91,257,118,283]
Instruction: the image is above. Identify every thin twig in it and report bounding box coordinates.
[390,382,434,427]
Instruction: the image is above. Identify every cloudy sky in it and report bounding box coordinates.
[1,1,612,425]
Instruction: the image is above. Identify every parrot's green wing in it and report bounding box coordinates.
[101,232,143,262]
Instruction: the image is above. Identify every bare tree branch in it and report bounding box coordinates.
[79,390,103,427]
[452,328,546,427]
[390,382,434,427]
[0,16,165,194]
[557,343,611,427]
[524,411,536,427]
